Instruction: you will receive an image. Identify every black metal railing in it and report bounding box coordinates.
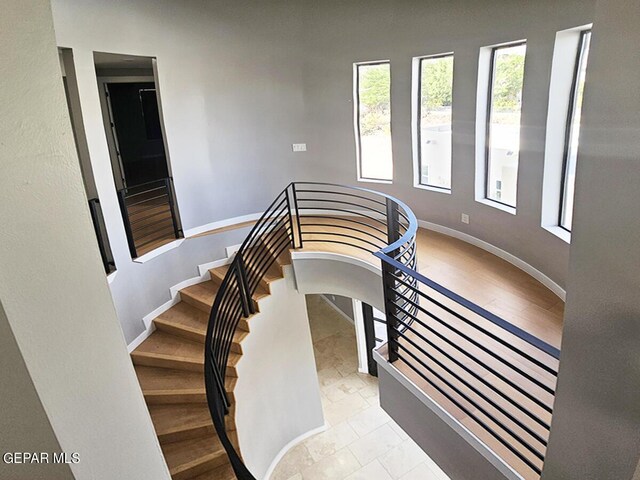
[88,198,116,274]
[117,177,182,258]
[204,182,560,480]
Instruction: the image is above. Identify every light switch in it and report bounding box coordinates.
[292,143,307,152]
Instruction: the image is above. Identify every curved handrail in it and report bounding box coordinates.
[204,182,560,479]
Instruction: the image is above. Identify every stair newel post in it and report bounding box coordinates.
[290,182,303,248]
[235,252,255,316]
[383,198,401,363]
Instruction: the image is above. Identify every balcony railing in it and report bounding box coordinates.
[204,182,560,480]
[117,177,182,258]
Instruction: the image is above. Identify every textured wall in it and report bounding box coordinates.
[0,1,169,478]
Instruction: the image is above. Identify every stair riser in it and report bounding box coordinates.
[158,425,215,445]
[180,294,212,314]
[144,390,235,405]
[154,322,205,344]
[171,453,229,480]
[132,353,203,373]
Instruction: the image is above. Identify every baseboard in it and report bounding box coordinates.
[127,323,156,353]
[128,247,234,352]
[263,423,329,480]
[320,294,355,325]
[183,213,262,238]
[418,220,566,301]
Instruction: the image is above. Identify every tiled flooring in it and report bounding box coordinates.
[271,295,450,480]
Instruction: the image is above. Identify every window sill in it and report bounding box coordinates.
[357,177,393,185]
[414,183,452,195]
[476,198,517,215]
[107,270,118,284]
[543,225,571,244]
[133,238,185,264]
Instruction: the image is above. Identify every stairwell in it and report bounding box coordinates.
[130,249,291,479]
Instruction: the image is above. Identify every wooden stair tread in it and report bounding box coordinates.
[149,404,215,443]
[180,281,219,313]
[156,302,209,332]
[133,330,204,364]
[154,302,248,353]
[135,365,204,393]
[191,462,236,480]
[162,434,228,480]
[209,265,270,300]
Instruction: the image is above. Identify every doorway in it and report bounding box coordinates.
[95,52,182,258]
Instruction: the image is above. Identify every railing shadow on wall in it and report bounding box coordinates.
[204,182,561,480]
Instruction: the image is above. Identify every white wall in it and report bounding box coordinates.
[541,0,640,478]
[234,267,324,479]
[0,1,169,478]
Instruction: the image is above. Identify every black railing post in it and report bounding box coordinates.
[236,252,255,316]
[383,197,401,363]
[285,185,296,249]
[117,188,138,258]
[164,177,182,239]
[291,182,303,248]
[88,198,114,274]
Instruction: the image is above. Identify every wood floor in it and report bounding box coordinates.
[130,248,291,479]
[130,219,563,480]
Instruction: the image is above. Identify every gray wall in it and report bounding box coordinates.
[0,302,73,480]
[0,1,169,478]
[49,0,599,345]
[324,294,355,321]
[541,0,640,478]
[300,0,595,289]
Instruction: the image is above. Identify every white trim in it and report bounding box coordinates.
[291,251,382,276]
[418,220,566,300]
[374,350,523,480]
[476,198,517,215]
[107,270,118,284]
[352,298,369,374]
[263,423,329,480]
[198,257,233,277]
[320,294,354,325]
[127,246,234,351]
[543,225,571,245]
[133,238,185,264]
[184,212,262,238]
[225,243,243,259]
[357,177,393,185]
[413,184,452,195]
[127,323,156,353]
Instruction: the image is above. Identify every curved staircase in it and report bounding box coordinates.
[131,251,290,479]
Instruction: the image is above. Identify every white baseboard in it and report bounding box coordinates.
[183,213,261,238]
[133,239,185,264]
[418,220,566,301]
[127,248,234,351]
[320,294,355,325]
[225,243,242,259]
[263,423,329,480]
[127,323,156,353]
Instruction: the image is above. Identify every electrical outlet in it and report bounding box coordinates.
[461,213,470,224]
[292,143,307,152]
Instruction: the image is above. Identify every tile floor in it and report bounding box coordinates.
[271,295,450,480]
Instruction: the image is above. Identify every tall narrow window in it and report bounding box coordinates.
[485,43,526,207]
[560,31,591,231]
[355,62,392,182]
[417,54,454,190]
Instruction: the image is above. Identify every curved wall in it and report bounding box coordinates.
[51,0,595,341]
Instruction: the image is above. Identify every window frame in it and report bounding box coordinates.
[415,52,455,192]
[558,29,591,232]
[354,60,393,184]
[484,41,527,209]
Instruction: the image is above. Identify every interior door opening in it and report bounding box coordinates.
[94,52,183,258]
[59,48,116,274]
